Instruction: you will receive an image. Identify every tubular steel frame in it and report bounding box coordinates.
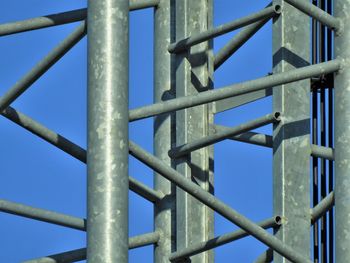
[0,0,349,262]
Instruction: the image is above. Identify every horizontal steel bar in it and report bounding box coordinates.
[213,125,273,148]
[1,106,163,203]
[0,9,86,36]
[0,22,86,113]
[169,112,280,158]
[129,60,340,122]
[254,248,273,263]
[168,4,281,53]
[310,144,334,160]
[169,216,281,262]
[129,141,312,263]
[284,0,340,30]
[214,3,272,70]
[311,191,334,224]
[0,1,159,36]
[0,199,85,231]
[23,232,160,263]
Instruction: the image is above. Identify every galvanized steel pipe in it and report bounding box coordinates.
[130,60,340,122]
[87,0,129,262]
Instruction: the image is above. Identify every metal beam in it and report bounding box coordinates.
[174,1,214,262]
[87,0,129,262]
[168,4,280,53]
[0,0,159,36]
[0,199,85,231]
[129,141,312,263]
[22,232,160,263]
[272,0,311,262]
[169,112,280,158]
[153,0,176,261]
[0,22,86,113]
[334,0,350,261]
[0,9,86,36]
[129,60,340,122]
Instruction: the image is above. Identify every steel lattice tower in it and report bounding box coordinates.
[0,0,349,262]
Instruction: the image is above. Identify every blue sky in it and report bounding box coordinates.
[0,1,273,262]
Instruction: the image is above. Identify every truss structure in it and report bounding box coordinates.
[0,0,349,262]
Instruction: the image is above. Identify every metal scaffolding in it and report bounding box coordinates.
[0,0,349,262]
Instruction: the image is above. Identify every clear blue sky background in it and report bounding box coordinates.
[0,1,273,262]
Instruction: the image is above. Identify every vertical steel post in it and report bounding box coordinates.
[334,0,350,261]
[87,0,129,262]
[174,0,214,262]
[272,0,311,262]
[154,0,176,262]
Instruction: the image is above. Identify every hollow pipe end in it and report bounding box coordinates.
[273,4,282,15]
[274,215,283,226]
[273,112,282,122]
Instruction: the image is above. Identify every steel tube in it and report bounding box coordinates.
[0,199,85,231]
[0,22,86,113]
[22,232,160,263]
[334,0,350,261]
[168,4,280,53]
[213,126,273,148]
[169,112,280,158]
[87,1,129,261]
[169,216,280,262]
[0,1,158,37]
[311,191,334,224]
[129,141,312,263]
[129,60,340,122]
[285,0,340,30]
[153,0,176,262]
[310,144,334,160]
[0,9,86,36]
[1,106,162,203]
